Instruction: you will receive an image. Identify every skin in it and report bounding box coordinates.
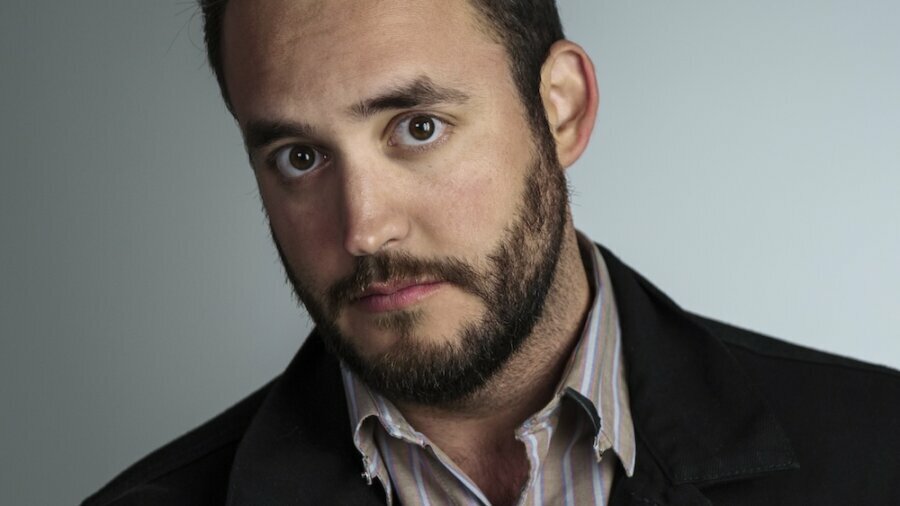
[221,0,599,503]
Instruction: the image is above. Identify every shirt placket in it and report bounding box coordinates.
[515,404,560,506]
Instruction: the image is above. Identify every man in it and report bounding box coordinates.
[83,0,900,504]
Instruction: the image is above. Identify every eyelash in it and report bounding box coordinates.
[387,112,454,153]
[261,112,455,182]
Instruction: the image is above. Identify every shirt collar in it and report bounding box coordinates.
[559,231,636,475]
[340,230,636,480]
[340,365,415,503]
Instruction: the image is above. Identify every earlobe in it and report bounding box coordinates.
[540,41,599,168]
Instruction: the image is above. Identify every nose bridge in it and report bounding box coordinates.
[338,153,409,256]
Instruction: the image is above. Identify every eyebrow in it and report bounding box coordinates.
[243,120,318,156]
[348,76,471,119]
[242,76,471,154]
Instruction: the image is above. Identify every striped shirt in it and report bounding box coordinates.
[340,233,636,505]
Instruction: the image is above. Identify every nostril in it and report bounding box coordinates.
[343,218,410,257]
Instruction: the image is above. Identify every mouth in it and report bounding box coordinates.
[352,279,446,313]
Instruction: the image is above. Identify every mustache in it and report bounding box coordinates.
[327,251,483,311]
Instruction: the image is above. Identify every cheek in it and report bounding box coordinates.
[414,159,521,254]
[258,177,345,290]
[418,123,532,247]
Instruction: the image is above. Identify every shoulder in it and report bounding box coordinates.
[691,314,900,484]
[80,381,274,506]
[695,314,899,377]
[693,313,900,396]
[691,312,900,412]
[81,334,356,506]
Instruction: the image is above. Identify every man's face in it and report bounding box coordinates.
[222,0,569,404]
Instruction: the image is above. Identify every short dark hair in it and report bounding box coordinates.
[199,0,564,134]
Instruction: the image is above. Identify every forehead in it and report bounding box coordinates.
[221,0,509,121]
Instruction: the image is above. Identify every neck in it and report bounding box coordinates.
[395,222,592,464]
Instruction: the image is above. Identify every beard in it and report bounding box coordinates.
[271,140,569,406]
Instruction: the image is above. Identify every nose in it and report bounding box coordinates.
[338,159,410,257]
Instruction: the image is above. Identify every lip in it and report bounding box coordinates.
[353,280,445,313]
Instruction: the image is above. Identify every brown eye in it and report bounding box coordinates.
[391,115,448,148]
[274,144,326,178]
[408,116,436,141]
[289,145,317,171]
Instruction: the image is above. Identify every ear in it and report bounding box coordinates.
[539,40,599,169]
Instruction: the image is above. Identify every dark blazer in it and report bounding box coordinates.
[82,245,900,505]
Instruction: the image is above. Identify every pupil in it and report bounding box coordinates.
[410,117,435,141]
[291,146,315,171]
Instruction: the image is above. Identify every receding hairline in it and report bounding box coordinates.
[213,0,528,111]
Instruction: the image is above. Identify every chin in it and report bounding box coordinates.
[344,311,461,357]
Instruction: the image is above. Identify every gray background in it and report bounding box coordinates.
[1,0,897,504]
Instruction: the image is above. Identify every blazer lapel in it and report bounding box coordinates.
[225,333,386,505]
[608,437,712,506]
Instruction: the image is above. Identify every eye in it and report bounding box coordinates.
[390,115,448,148]
[272,144,328,179]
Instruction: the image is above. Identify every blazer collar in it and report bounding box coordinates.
[598,245,798,504]
[226,244,798,505]
[225,333,385,505]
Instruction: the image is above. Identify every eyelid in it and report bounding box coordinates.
[387,112,454,151]
[260,140,318,164]
[252,112,453,176]
[264,142,331,182]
